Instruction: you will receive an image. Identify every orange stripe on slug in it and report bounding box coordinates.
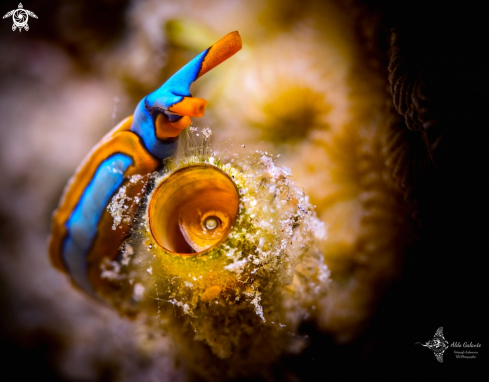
[49,116,134,271]
[167,97,207,118]
[198,31,242,78]
[155,114,192,139]
[50,116,160,275]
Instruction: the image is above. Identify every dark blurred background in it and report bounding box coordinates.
[0,0,487,380]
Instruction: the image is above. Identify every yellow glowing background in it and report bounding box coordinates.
[0,0,486,380]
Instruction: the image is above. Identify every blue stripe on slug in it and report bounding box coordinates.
[130,100,181,159]
[62,153,132,293]
[146,49,209,108]
[130,50,209,159]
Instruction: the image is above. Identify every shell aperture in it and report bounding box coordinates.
[148,164,239,253]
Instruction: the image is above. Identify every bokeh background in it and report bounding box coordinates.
[0,0,486,380]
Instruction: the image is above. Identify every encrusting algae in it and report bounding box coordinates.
[102,128,329,372]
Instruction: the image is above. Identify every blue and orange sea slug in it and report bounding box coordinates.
[49,31,243,296]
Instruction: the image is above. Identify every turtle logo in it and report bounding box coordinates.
[416,327,450,363]
[3,3,37,32]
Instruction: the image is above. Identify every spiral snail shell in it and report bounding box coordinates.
[103,144,329,362]
[148,164,239,254]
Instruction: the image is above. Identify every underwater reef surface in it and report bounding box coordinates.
[0,0,486,380]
